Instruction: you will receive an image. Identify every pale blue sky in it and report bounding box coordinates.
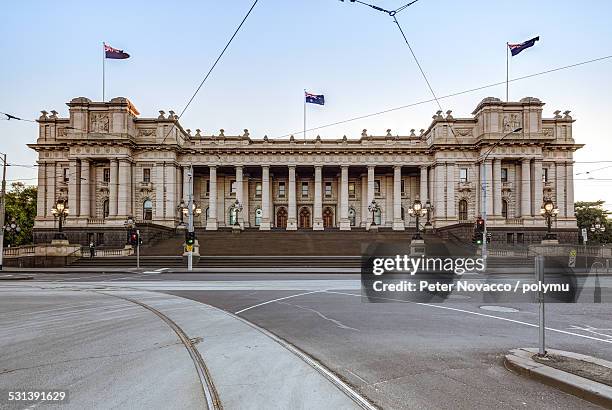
[1,0,611,208]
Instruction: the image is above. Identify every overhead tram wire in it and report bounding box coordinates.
[270,53,612,139]
[159,0,260,146]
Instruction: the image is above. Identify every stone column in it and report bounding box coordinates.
[555,163,566,218]
[533,159,543,216]
[434,164,445,218]
[154,163,164,221]
[206,166,218,230]
[118,159,131,218]
[235,166,244,227]
[366,166,375,227]
[36,163,46,218]
[287,165,297,230]
[392,165,404,230]
[183,166,190,204]
[419,166,428,202]
[259,166,271,230]
[492,159,502,217]
[565,162,574,218]
[242,174,250,228]
[447,163,456,219]
[164,164,176,221]
[79,159,90,218]
[46,163,56,218]
[361,173,368,227]
[109,159,119,217]
[68,159,79,218]
[482,161,493,217]
[313,166,324,230]
[339,165,350,230]
[520,159,531,217]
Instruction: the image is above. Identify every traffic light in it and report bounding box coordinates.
[185,231,196,246]
[476,217,485,233]
[472,234,483,246]
[129,229,138,246]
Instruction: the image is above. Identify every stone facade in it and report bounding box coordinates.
[29,96,582,246]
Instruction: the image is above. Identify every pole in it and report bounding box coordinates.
[187,165,194,271]
[102,42,106,101]
[136,229,140,269]
[506,43,509,102]
[0,153,6,271]
[303,89,306,141]
[482,161,488,264]
[535,255,546,356]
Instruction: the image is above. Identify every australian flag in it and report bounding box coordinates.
[104,43,130,59]
[508,36,539,56]
[305,91,325,105]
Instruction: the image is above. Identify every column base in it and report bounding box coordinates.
[286,219,297,231]
[368,224,379,232]
[392,220,405,231]
[259,220,271,230]
[313,219,324,231]
[339,219,351,231]
[205,219,218,231]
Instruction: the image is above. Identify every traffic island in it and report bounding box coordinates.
[505,348,612,408]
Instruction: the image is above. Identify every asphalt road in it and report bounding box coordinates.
[2,272,611,409]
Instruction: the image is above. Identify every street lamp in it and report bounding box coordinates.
[408,199,427,239]
[232,199,243,227]
[368,200,380,227]
[481,127,523,261]
[590,217,606,243]
[540,198,559,240]
[424,199,433,228]
[3,218,21,247]
[181,202,202,218]
[51,199,69,240]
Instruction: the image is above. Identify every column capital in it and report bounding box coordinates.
[393,165,402,170]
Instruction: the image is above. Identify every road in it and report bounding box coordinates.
[1,271,611,409]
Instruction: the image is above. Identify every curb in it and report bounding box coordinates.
[0,275,34,280]
[504,348,612,408]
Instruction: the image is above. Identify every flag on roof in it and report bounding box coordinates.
[305,92,324,105]
[104,43,130,59]
[508,36,539,56]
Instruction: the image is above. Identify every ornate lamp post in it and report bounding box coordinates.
[181,202,202,219]
[232,199,243,227]
[50,199,69,240]
[368,200,380,227]
[540,198,559,240]
[3,218,21,246]
[408,199,427,240]
[590,217,606,243]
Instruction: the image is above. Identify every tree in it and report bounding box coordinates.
[3,182,37,246]
[574,200,611,244]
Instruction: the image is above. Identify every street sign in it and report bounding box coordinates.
[581,228,588,243]
[568,249,577,268]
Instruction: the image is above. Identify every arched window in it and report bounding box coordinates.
[102,199,109,219]
[348,208,356,227]
[143,199,153,221]
[255,208,263,226]
[374,209,382,225]
[458,199,468,221]
[229,207,238,225]
[501,199,509,219]
[276,207,288,228]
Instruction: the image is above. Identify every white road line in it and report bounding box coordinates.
[324,290,612,345]
[234,290,326,314]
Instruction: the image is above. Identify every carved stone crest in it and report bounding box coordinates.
[138,128,156,137]
[90,113,109,133]
[503,113,521,131]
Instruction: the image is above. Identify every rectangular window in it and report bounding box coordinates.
[324,182,332,198]
[205,180,210,196]
[255,182,262,198]
[348,182,356,198]
[401,179,405,194]
[506,233,514,244]
[374,180,381,196]
[301,182,309,198]
[501,168,508,183]
[64,168,70,182]
[96,232,105,245]
[103,168,110,183]
[143,168,150,183]
[542,168,548,183]
[278,182,286,198]
[460,168,468,183]
[230,180,237,195]
[517,233,524,244]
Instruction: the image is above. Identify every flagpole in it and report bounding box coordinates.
[303,89,306,141]
[102,42,106,102]
[506,42,509,102]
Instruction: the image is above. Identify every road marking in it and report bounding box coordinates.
[324,290,612,345]
[234,290,326,314]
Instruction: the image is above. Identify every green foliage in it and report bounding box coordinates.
[3,182,37,246]
[574,200,611,244]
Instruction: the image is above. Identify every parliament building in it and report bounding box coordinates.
[30,96,581,247]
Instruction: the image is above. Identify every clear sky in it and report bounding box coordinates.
[1,0,611,209]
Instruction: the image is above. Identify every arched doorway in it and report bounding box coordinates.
[458,199,468,221]
[348,207,356,227]
[276,207,288,228]
[299,207,311,228]
[323,207,334,228]
[501,199,509,219]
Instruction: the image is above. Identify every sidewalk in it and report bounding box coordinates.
[505,348,612,408]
